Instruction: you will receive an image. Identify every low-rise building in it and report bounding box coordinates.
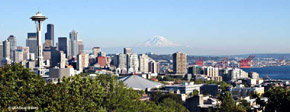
[230,84,264,98]
[165,82,202,95]
[247,78,264,86]
[49,67,75,78]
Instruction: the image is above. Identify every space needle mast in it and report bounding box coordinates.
[30,12,47,75]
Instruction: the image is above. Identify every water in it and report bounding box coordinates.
[242,66,290,80]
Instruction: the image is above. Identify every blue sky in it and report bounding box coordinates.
[0,0,290,55]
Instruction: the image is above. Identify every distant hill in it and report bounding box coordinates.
[228,53,290,59]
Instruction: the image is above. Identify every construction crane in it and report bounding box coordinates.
[278,57,286,66]
[239,55,256,68]
[222,57,230,68]
[214,57,230,68]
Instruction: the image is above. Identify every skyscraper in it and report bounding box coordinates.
[13,49,23,63]
[124,48,132,54]
[0,42,3,61]
[3,40,10,59]
[58,37,67,57]
[43,48,51,60]
[69,30,78,59]
[44,24,54,47]
[97,56,106,68]
[92,47,101,58]
[78,40,84,54]
[173,52,187,75]
[139,54,149,73]
[60,51,66,68]
[149,60,159,74]
[77,54,83,72]
[22,47,30,61]
[77,53,89,72]
[127,53,139,73]
[26,33,37,59]
[50,47,60,67]
[118,53,127,72]
[7,35,16,60]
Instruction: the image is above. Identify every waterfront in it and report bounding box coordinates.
[243,66,290,80]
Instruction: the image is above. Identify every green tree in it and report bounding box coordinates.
[0,64,46,110]
[160,98,189,112]
[218,81,230,92]
[237,100,250,112]
[220,92,236,112]
[157,75,163,81]
[163,75,174,81]
[150,92,183,104]
[189,90,199,97]
[263,87,290,112]
[0,64,191,111]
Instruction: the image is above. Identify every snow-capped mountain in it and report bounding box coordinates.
[138,36,179,47]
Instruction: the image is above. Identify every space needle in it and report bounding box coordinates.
[31,12,47,76]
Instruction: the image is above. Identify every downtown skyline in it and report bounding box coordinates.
[1,0,290,55]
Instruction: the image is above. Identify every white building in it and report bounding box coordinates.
[116,53,127,74]
[230,84,264,98]
[22,47,29,61]
[127,53,139,73]
[60,51,66,68]
[77,53,89,72]
[231,68,248,81]
[165,82,202,95]
[139,54,149,73]
[205,66,219,77]
[13,49,23,63]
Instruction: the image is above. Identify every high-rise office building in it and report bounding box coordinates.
[149,60,159,74]
[98,52,106,57]
[92,47,101,58]
[205,66,219,78]
[78,40,84,54]
[106,56,111,67]
[26,33,37,58]
[1,40,11,66]
[69,30,78,59]
[13,49,23,63]
[77,53,89,72]
[97,56,106,68]
[139,54,149,73]
[0,42,3,61]
[77,54,83,72]
[58,37,68,57]
[3,40,10,59]
[124,48,132,54]
[44,24,54,48]
[127,53,139,73]
[7,35,16,60]
[118,53,127,71]
[29,53,35,61]
[60,51,66,68]
[50,47,60,67]
[173,52,187,75]
[22,47,29,61]
[43,49,51,60]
